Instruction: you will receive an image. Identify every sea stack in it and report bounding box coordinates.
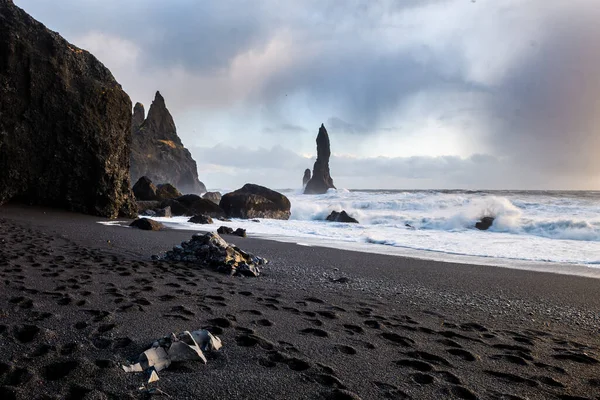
[303,169,311,187]
[304,124,336,194]
[130,91,207,194]
[0,0,136,218]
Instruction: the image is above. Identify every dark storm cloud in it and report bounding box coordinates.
[14,0,600,188]
[17,0,273,72]
[485,8,600,176]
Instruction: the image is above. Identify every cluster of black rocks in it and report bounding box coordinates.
[159,232,266,277]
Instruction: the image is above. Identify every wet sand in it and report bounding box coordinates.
[1,204,599,399]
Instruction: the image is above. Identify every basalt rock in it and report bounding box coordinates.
[303,169,311,187]
[133,176,159,201]
[233,228,247,238]
[0,0,137,218]
[304,124,336,194]
[220,184,291,220]
[130,218,164,231]
[188,214,213,224]
[137,200,161,214]
[475,216,495,230]
[161,232,267,277]
[217,226,234,235]
[130,91,207,194]
[160,196,225,218]
[155,206,172,218]
[156,183,182,200]
[326,210,359,223]
[202,191,222,204]
[132,102,145,131]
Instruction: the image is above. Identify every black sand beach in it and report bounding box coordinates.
[1,204,599,399]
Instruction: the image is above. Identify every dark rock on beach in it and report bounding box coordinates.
[233,228,247,237]
[304,124,336,194]
[130,92,207,194]
[217,226,234,235]
[132,176,159,201]
[161,232,266,276]
[156,183,181,200]
[327,210,359,223]
[220,184,291,220]
[0,0,136,218]
[188,215,214,224]
[303,169,312,187]
[137,200,161,214]
[476,216,495,230]
[133,176,181,202]
[130,218,164,231]
[154,206,172,218]
[203,191,222,204]
[161,195,225,218]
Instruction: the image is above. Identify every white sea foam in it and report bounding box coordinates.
[142,189,600,268]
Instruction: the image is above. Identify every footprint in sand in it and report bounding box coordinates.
[300,328,329,337]
[335,345,357,355]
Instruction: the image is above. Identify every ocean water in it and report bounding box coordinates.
[136,189,600,270]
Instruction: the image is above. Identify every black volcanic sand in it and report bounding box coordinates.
[1,205,600,399]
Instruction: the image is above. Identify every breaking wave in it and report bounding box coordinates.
[287,190,600,242]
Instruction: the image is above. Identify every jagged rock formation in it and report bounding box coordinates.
[130,92,206,194]
[304,124,336,194]
[303,169,311,187]
[0,0,136,218]
[220,184,291,220]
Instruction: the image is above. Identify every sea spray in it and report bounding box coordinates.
[139,189,600,266]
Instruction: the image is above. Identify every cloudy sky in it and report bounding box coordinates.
[16,0,600,190]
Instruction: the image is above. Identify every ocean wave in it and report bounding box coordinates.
[288,191,600,242]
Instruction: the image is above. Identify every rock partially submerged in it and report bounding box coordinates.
[326,210,359,223]
[130,218,164,231]
[475,216,495,230]
[161,232,266,277]
[220,184,291,220]
[188,214,213,224]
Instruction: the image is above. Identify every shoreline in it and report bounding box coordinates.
[104,213,600,280]
[1,204,600,399]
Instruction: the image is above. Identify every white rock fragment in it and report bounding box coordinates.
[122,329,222,381]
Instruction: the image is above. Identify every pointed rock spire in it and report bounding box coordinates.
[304,124,336,194]
[130,91,206,194]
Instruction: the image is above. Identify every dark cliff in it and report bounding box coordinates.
[130,91,206,194]
[0,0,136,218]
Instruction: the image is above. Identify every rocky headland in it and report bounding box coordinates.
[130,92,206,194]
